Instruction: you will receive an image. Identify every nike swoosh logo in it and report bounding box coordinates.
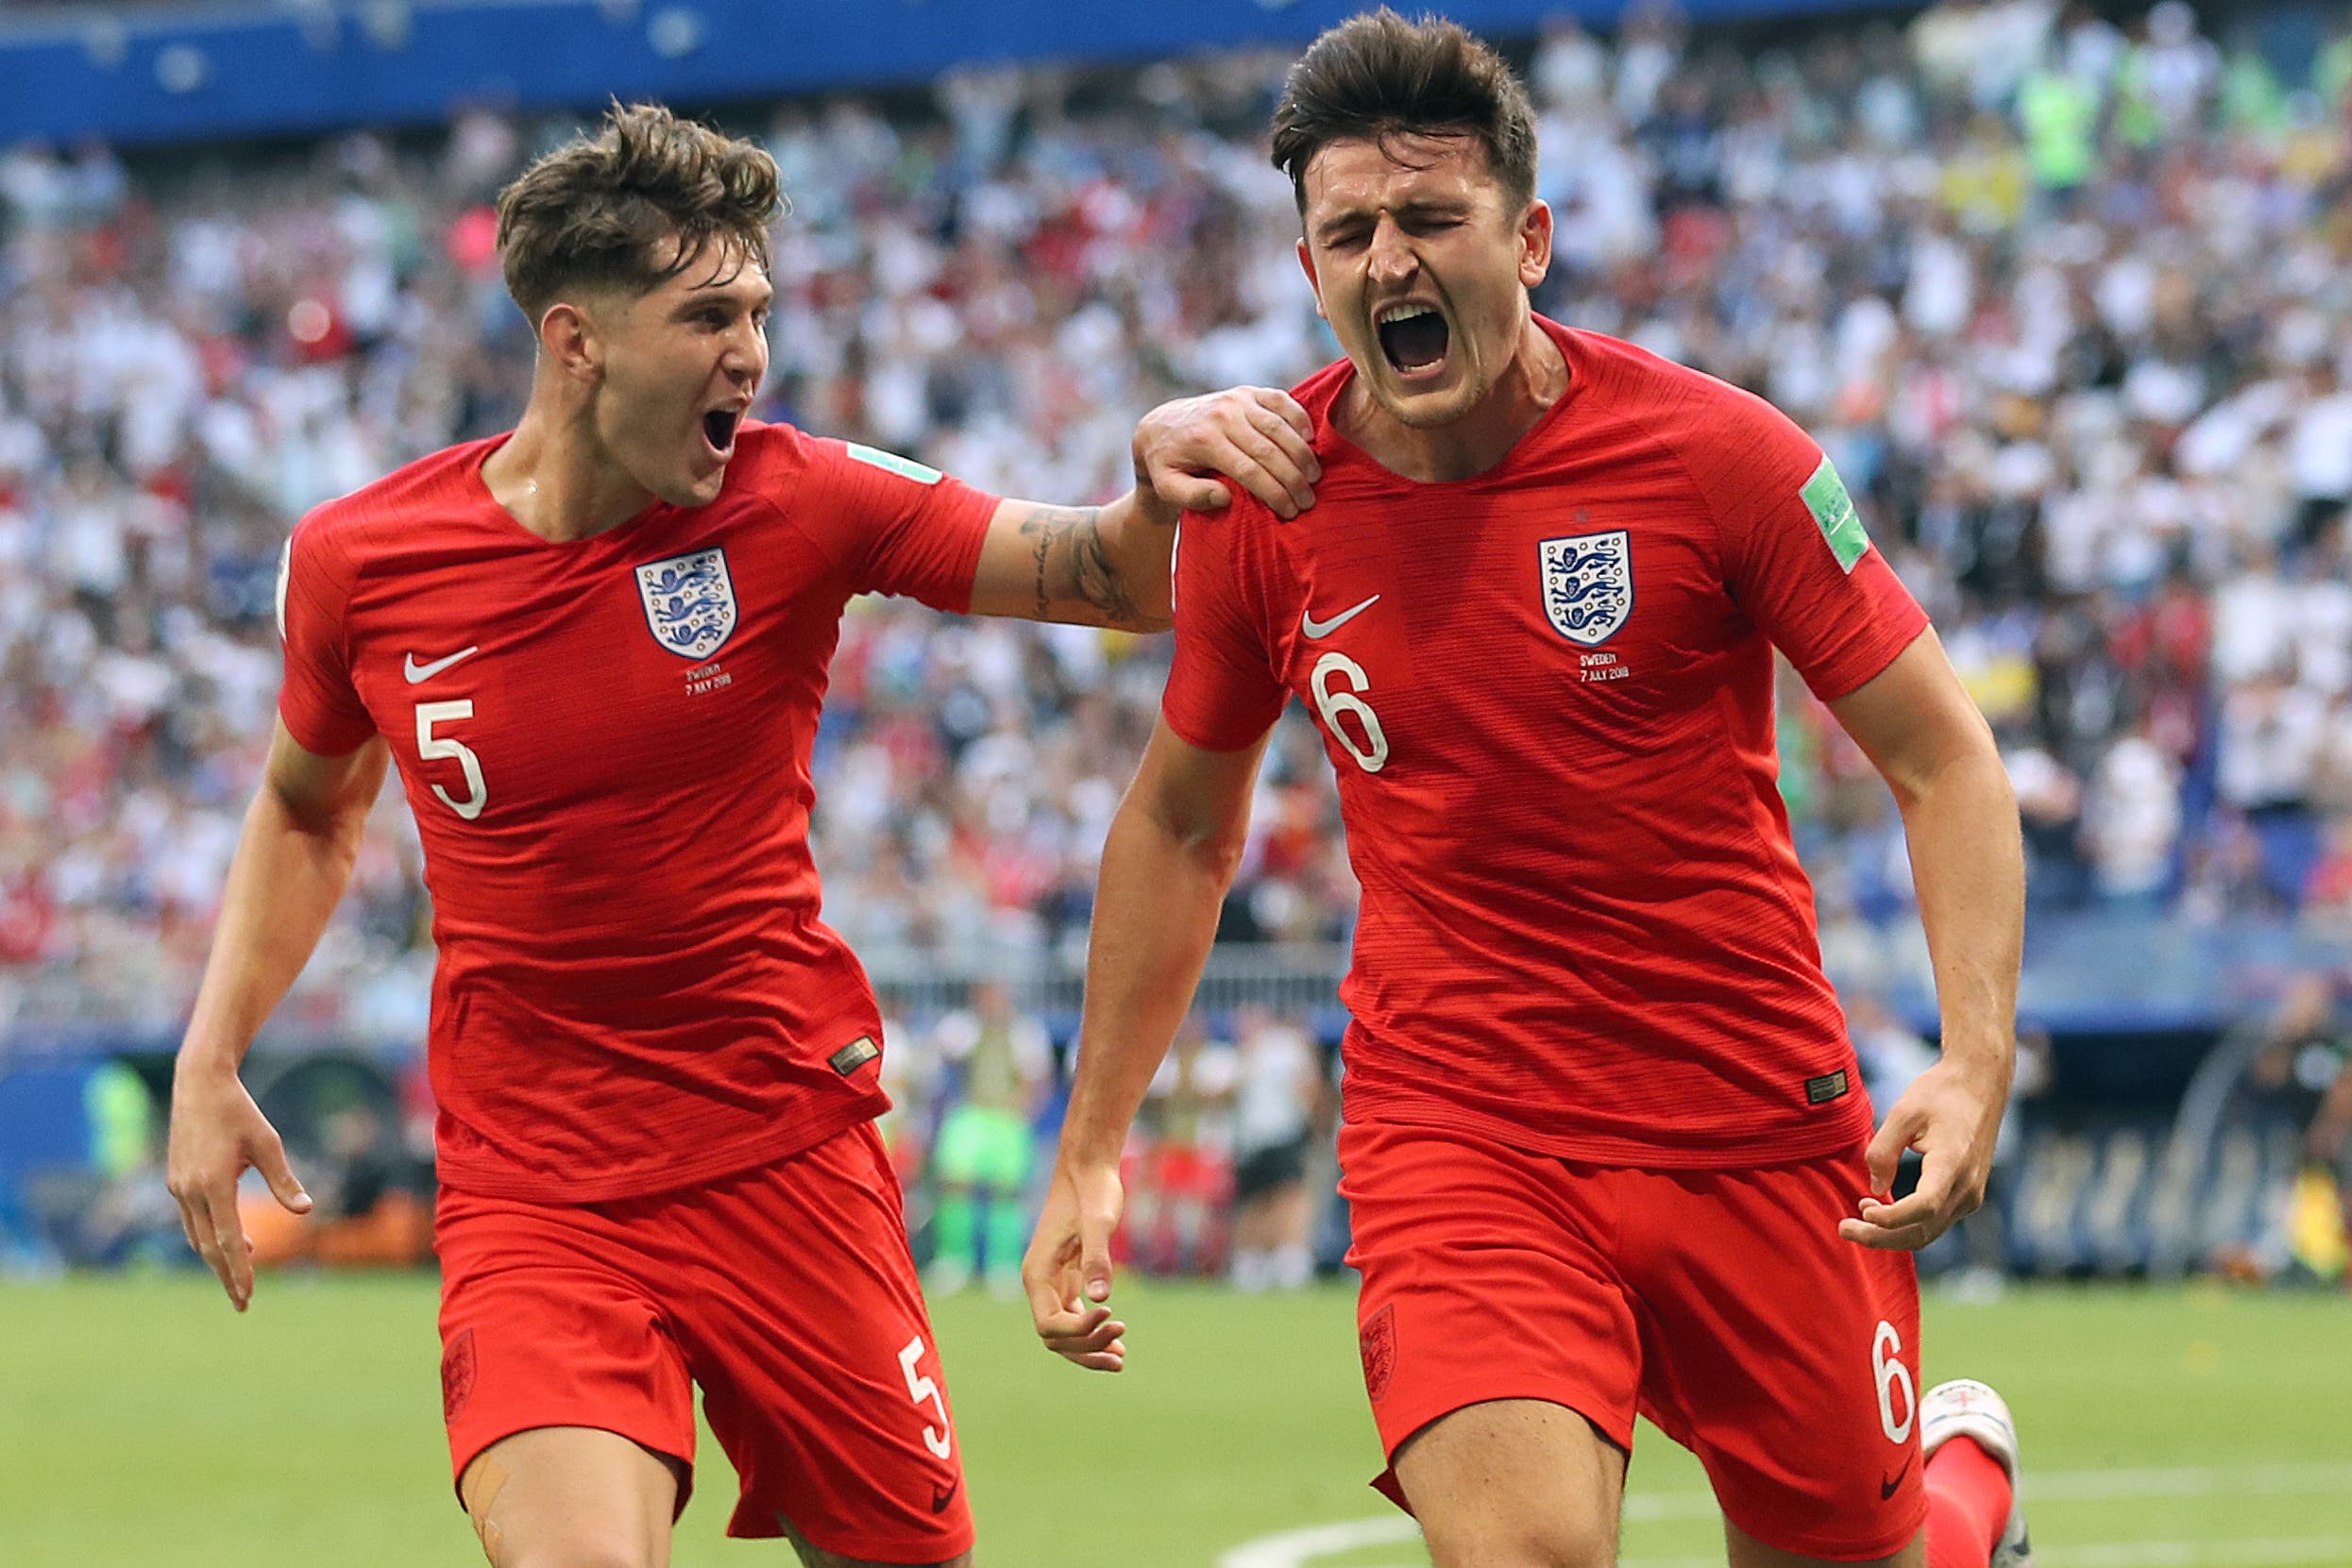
[1879,1454,1915,1501]
[1300,594,1380,638]
[402,647,481,683]
[930,1478,960,1514]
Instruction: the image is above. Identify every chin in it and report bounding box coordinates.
[1367,375,1481,430]
[662,468,728,509]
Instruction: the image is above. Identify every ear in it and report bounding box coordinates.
[538,300,603,385]
[1295,236,1328,323]
[1517,199,1554,292]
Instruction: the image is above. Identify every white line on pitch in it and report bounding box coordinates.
[1218,1462,2352,1568]
[2040,1538,2352,1567]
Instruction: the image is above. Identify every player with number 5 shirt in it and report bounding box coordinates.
[1027,17,2034,1568]
[164,104,1320,1568]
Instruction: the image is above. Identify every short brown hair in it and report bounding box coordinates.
[1270,9,1537,215]
[495,102,781,319]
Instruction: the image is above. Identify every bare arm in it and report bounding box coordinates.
[1024,717,1272,1368]
[1826,630,2023,1249]
[970,492,1176,632]
[167,719,389,1308]
[966,388,1319,632]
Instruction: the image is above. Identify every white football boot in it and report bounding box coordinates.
[1920,1378,2032,1568]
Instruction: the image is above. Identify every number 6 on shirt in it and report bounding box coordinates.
[415,700,488,820]
[1311,651,1390,773]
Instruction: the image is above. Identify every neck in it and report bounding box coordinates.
[481,384,655,543]
[1338,314,1569,483]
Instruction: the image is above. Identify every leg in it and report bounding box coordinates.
[663,1126,974,1563]
[927,1182,978,1290]
[1335,1122,1645,1558]
[460,1425,679,1568]
[1723,1516,1921,1568]
[779,1523,971,1568]
[1721,1385,2024,1568]
[1392,1399,1622,1568]
[1267,1175,1315,1287]
[1616,1149,1927,1564]
[1915,1380,2030,1568]
[980,1177,1030,1290]
[928,1106,985,1290]
[433,1188,702,1568]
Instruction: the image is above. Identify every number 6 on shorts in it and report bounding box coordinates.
[1872,1319,1916,1444]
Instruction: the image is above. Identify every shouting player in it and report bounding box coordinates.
[164,104,1317,1568]
[1026,16,2032,1568]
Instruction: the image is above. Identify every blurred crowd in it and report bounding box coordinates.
[5,0,2352,1056]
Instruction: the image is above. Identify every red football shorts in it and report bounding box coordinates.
[435,1121,973,1563]
[1342,1120,1926,1560]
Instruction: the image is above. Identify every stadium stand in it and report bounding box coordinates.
[3,0,2349,1282]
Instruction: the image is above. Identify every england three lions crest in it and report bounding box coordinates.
[635,547,738,660]
[1539,530,1633,647]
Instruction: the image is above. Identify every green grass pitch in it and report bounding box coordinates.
[4,1274,2348,1566]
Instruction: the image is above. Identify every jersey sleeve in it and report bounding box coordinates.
[1161,506,1290,751]
[1693,396,1929,701]
[275,513,377,755]
[794,438,997,613]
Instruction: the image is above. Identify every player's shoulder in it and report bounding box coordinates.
[294,435,502,560]
[731,419,948,492]
[1554,323,1819,489]
[1560,324,1798,439]
[1200,351,1364,541]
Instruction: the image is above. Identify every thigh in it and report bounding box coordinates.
[1622,1146,1926,1561]
[460,1425,680,1568]
[1393,1399,1624,1568]
[435,1187,700,1514]
[1340,1121,1644,1510]
[780,1524,973,1568]
[663,1122,975,1563]
[1723,1515,1924,1568]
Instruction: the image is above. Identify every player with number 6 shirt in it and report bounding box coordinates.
[163,104,1320,1568]
[1026,15,2034,1568]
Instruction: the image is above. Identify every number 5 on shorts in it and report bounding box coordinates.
[898,1336,954,1458]
[1873,1320,1916,1444]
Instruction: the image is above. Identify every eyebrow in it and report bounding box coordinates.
[1313,196,1472,241]
[672,282,774,312]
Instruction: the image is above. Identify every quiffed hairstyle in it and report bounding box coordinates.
[1269,9,1538,215]
[495,102,781,319]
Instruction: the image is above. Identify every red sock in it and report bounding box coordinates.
[1923,1434,2013,1568]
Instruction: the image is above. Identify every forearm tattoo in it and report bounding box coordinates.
[1017,503,1140,626]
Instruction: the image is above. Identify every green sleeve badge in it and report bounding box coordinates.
[845,443,943,486]
[1801,455,1870,573]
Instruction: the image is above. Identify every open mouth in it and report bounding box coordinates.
[701,407,743,454]
[1376,304,1450,377]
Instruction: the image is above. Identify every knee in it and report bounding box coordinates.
[1426,1519,1616,1568]
[490,1539,658,1568]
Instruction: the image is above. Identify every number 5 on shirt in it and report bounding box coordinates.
[415,700,488,820]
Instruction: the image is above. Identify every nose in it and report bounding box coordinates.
[1366,213,1417,289]
[723,317,768,383]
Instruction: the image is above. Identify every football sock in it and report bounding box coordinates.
[934,1191,977,1273]
[1270,1242,1312,1289]
[1922,1434,2011,1568]
[983,1193,1028,1280]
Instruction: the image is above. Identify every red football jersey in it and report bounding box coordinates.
[277,422,995,1201]
[1164,320,1929,1166]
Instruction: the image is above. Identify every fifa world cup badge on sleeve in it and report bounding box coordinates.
[635,547,739,659]
[1802,457,1870,573]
